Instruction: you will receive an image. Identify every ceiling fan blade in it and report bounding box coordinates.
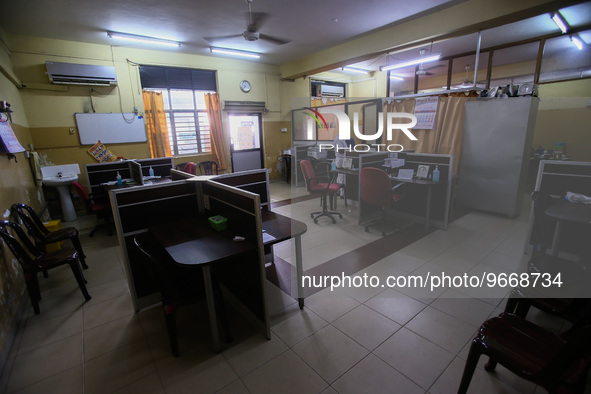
[259,33,291,45]
[248,12,270,31]
[204,34,243,43]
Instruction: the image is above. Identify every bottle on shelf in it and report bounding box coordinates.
[116,171,122,185]
[432,165,440,182]
[149,166,155,177]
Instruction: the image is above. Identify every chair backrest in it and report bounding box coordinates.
[183,162,196,175]
[198,161,218,175]
[71,181,94,214]
[0,221,41,271]
[175,162,189,171]
[360,167,393,207]
[12,203,49,242]
[300,160,319,191]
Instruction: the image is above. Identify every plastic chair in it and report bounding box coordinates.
[360,167,405,236]
[0,221,91,314]
[71,181,113,237]
[300,160,342,224]
[12,203,88,269]
[458,313,591,394]
[183,162,197,175]
[198,161,219,175]
[175,162,189,171]
[133,233,232,357]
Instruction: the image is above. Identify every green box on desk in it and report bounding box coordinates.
[208,215,227,231]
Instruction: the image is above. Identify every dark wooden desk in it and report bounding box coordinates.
[545,200,591,256]
[261,211,308,308]
[389,176,446,232]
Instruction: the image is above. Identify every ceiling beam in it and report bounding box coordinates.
[279,0,587,81]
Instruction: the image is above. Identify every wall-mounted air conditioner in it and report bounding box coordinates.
[46,61,118,86]
[222,101,267,113]
[316,84,345,97]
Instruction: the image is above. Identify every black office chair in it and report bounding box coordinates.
[198,161,219,175]
[134,233,232,356]
[360,167,406,236]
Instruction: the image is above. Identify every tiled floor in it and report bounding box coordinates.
[1,181,580,393]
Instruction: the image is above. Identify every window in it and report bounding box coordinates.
[139,66,217,156]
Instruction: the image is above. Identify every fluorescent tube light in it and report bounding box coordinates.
[381,54,441,71]
[389,74,404,81]
[343,66,369,74]
[571,36,584,50]
[551,13,567,33]
[107,32,181,47]
[210,47,260,59]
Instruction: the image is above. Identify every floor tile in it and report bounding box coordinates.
[430,289,497,327]
[82,293,135,330]
[242,350,328,394]
[83,313,145,361]
[332,353,423,394]
[292,325,368,383]
[111,372,166,394]
[303,288,360,323]
[332,304,400,351]
[223,333,288,377]
[18,309,83,355]
[365,288,427,325]
[271,308,328,347]
[406,306,477,354]
[8,364,83,394]
[374,327,454,390]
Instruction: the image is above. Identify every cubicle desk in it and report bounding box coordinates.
[525,161,591,255]
[333,151,389,203]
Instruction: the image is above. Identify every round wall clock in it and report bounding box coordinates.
[240,80,251,93]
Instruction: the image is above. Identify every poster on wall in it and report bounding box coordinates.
[414,96,439,129]
[0,120,25,153]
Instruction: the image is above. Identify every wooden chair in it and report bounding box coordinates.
[458,313,591,394]
[134,233,232,356]
[0,220,91,314]
[198,161,219,175]
[71,181,113,237]
[12,203,88,269]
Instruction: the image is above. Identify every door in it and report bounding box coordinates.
[229,113,264,172]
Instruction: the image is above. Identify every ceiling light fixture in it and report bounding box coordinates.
[389,74,404,81]
[380,54,441,71]
[571,36,584,50]
[107,32,181,47]
[343,66,369,74]
[551,13,568,33]
[210,47,261,59]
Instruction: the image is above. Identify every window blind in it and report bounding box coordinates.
[139,65,217,91]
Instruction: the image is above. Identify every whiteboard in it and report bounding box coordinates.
[75,113,147,145]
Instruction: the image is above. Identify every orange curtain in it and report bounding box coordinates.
[383,95,475,174]
[142,90,172,158]
[204,93,228,170]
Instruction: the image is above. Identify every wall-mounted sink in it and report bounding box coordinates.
[41,164,81,222]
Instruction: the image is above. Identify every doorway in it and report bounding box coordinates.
[229,113,264,172]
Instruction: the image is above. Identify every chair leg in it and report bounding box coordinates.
[24,273,41,314]
[68,261,92,301]
[163,304,180,357]
[71,235,88,269]
[458,340,484,394]
[484,358,498,372]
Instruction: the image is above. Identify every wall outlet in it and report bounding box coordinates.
[69,128,76,134]
[134,106,139,115]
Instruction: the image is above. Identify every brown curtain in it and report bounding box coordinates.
[383,95,475,174]
[142,90,172,158]
[204,93,228,170]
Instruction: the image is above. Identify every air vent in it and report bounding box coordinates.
[222,101,267,113]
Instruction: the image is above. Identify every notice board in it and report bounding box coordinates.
[75,113,147,145]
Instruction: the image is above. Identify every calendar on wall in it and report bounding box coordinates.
[414,96,439,129]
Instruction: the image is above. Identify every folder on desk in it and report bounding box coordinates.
[393,169,414,180]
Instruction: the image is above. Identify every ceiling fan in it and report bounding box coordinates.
[456,65,474,87]
[415,49,443,76]
[204,0,291,45]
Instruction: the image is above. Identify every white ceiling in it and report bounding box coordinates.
[1,0,589,76]
[0,0,461,64]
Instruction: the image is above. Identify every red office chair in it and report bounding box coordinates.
[360,167,405,236]
[12,203,88,269]
[458,313,591,394]
[71,181,113,237]
[198,161,219,175]
[183,162,197,175]
[0,221,91,314]
[300,160,342,224]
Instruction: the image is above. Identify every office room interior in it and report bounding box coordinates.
[1,0,591,392]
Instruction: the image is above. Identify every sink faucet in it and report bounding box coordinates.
[58,172,62,178]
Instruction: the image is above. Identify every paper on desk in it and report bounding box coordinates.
[262,232,276,243]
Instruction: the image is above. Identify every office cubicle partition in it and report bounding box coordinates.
[524,160,591,255]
